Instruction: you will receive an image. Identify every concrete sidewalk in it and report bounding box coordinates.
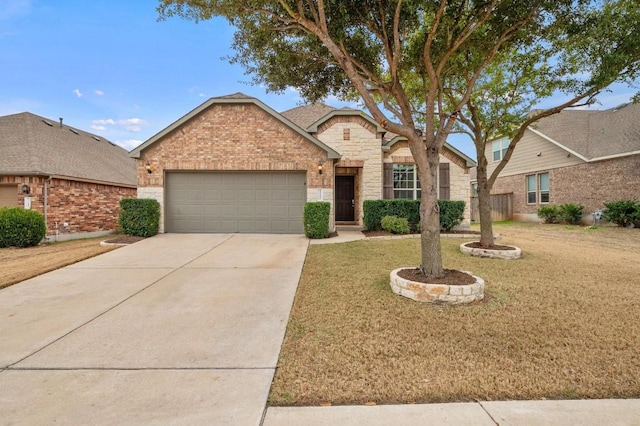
[264,399,640,425]
[0,234,308,425]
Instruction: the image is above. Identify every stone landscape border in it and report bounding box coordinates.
[390,268,485,304]
[459,242,522,259]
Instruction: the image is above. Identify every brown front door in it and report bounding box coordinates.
[335,175,355,221]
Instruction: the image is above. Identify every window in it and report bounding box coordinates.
[393,164,421,199]
[526,172,550,204]
[492,137,509,162]
[526,175,536,204]
[539,173,549,203]
[471,182,478,197]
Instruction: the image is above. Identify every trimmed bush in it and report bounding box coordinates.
[0,207,46,248]
[538,205,559,224]
[381,215,410,234]
[438,200,466,231]
[363,199,465,232]
[558,203,584,225]
[304,201,331,239]
[603,200,639,227]
[118,198,160,237]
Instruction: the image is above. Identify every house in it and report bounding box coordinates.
[0,112,137,240]
[130,93,475,234]
[486,103,640,222]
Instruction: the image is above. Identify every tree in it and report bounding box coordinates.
[156,0,625,278]
[447,0,640,247]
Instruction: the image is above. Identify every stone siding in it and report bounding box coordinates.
[316,116,383,224]
[0,175,136,237]
[383,143,472,225]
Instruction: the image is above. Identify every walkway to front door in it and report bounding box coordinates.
[335,175,355,221]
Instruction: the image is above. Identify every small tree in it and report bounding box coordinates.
[446,0,640,247]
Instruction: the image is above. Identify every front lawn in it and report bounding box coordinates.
[0,237,118,289]
[270,223,640,405]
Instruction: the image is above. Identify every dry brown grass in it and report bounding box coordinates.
[0,238,118,289]
[270,223,640,406]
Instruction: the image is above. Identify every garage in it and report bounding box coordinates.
[165,171,307,233]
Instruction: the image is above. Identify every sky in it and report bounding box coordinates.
[1,0,638,160]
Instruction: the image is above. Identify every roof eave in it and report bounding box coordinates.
[527,127,590,162]
[307,109,385,133]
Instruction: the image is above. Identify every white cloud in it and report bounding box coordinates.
[0,0,31,20]
[73,88,83,98]
[115,139,143,151]
[95,90,104,96]
[91,117,148,132]
[92,118,115,126]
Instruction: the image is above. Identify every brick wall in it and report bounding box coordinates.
[0,175,136,236]
[492,154,640,221]
[137,102,333,231]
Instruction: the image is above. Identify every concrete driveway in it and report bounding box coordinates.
[0,234,308,425]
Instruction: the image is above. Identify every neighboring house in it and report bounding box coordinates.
[130,93,475,234]
[485,103,640,222]
[0,112,137,240]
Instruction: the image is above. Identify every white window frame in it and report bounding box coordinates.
[393,164,421,200]
[526,172,550,205]
[492,137,510,162]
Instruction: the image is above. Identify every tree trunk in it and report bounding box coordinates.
[419,153,444,278]
[476,160,495,248]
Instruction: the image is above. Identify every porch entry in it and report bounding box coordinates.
[335,175,355,222]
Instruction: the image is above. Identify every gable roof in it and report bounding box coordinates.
[130,93,341,160]
[0,112,136,186]
[283,104,475,167]
[531,103,640,161]
[282,104,385,133]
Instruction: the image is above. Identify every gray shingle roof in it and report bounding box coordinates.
[532,103,640,160]
[0,112,136,186]
[281,104,336,129]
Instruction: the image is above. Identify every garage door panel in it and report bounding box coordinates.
[166,172,306,233]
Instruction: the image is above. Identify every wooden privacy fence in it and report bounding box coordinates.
[470,193,513,222]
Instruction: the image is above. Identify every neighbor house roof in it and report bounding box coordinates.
[282,104,476,167]
[530,103,640,161]
[130,93,341,160]
[0,112,136,186]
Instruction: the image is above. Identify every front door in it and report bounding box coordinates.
[335,175,355,222]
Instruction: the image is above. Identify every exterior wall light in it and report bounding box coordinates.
[21,183,30,195]
[145,162,153,174]
[318,161,324,175]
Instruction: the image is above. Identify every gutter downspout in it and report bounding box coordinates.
[44,176,51,239]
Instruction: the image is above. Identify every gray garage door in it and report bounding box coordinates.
[165,171,307,233]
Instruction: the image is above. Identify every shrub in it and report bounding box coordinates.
[363,199,420,230]
[381,215,410,234]
[0,207,46,248]
[118,198,160,237]
[438,200,466,231]
[538,205,559,224]
[603,200,639,227]
[558,203,584,225]
[363,199,465,231]
[304,201,331,239]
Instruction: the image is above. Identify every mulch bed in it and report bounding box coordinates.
[362,229,481,237]
[397,268,477,285]
[102,235,146,244]
[464,241,516,250]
